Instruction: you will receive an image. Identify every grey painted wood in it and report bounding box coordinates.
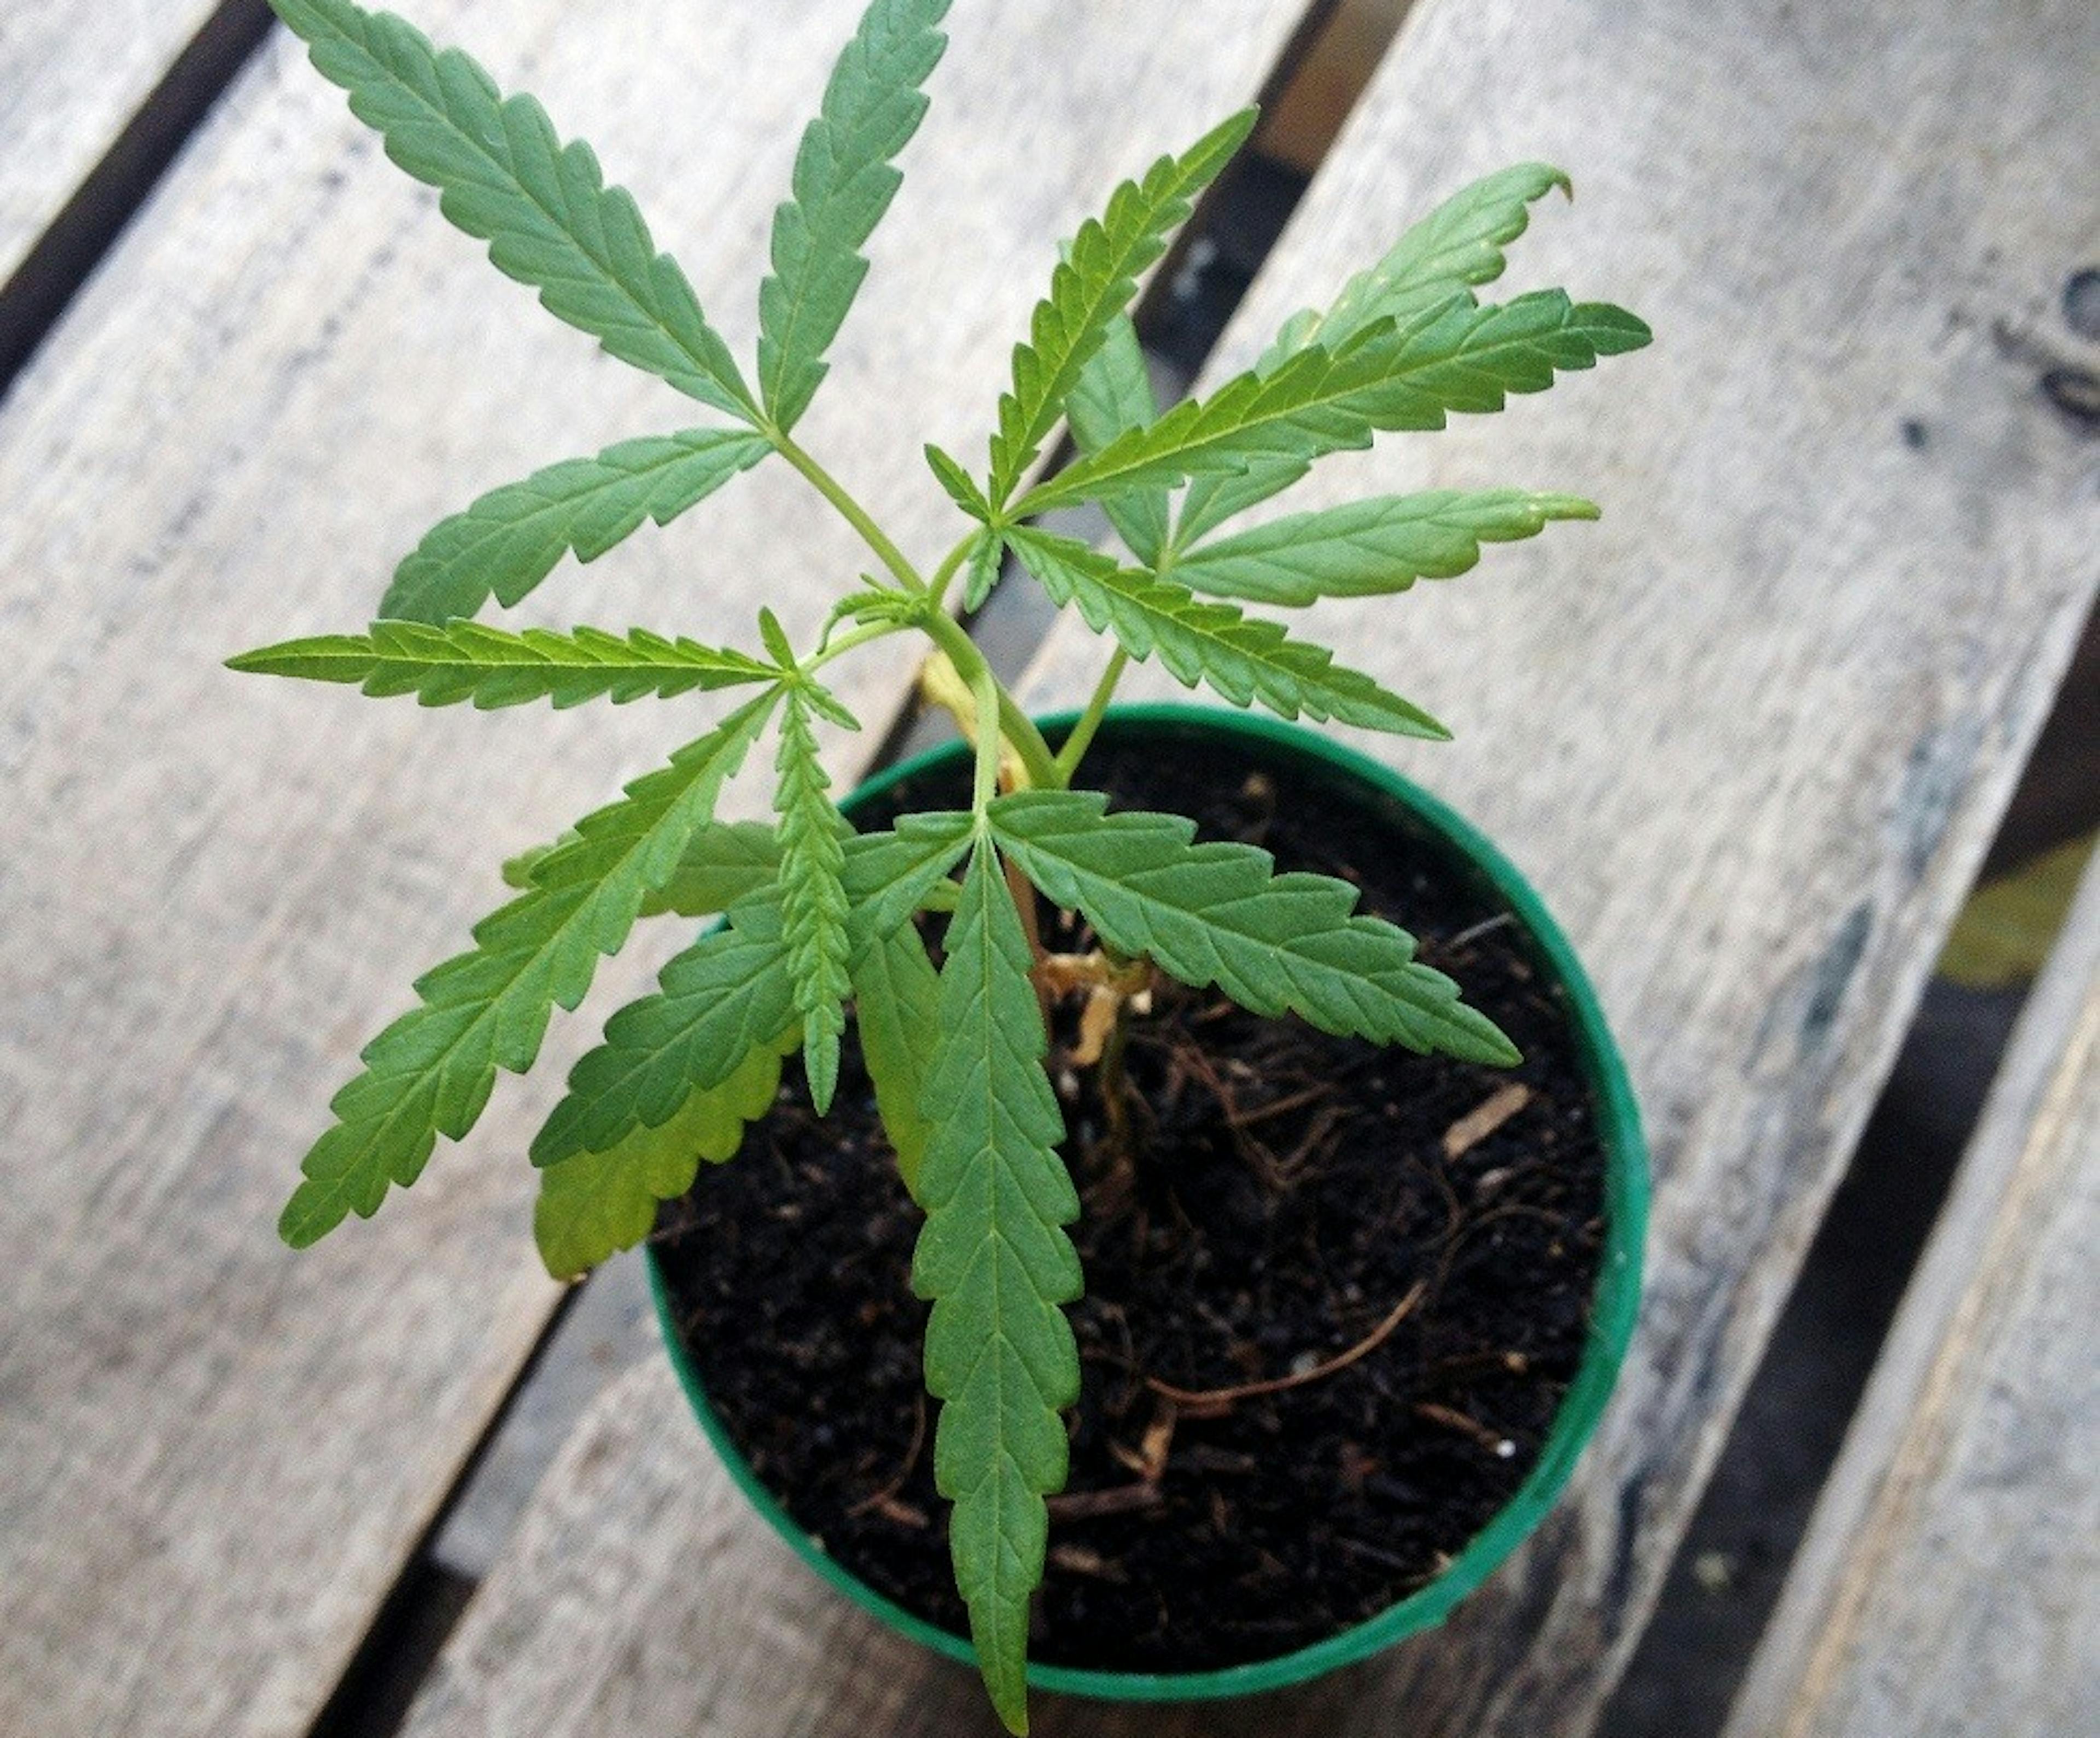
[1723,856,2100,1738]
[0,1,227,290]
[0,3,1319,1734]
[389,0,2100,1734]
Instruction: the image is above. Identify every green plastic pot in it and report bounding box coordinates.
[649,702,1647,1704]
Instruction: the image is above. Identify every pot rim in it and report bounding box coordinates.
[648,701,1648,1703]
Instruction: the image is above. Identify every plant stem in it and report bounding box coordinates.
[757,428,1064,798]
[990,684,1059,794]
[1093,992,1142,1198]
[924,532,980,613]
[806,617,904,672]
[968,657,1002,812]
[1049,647,1129,789]
[768,428,925,594]
[917,610,1059,792]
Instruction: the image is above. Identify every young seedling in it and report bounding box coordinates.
[234,1,1648,1726]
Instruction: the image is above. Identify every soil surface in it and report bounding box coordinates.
[654,718,1607,1674]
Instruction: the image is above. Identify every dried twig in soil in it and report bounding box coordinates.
[1046,1482,1165,1523]
[1145,1281,1427,1418]
[1442,1082,1533,1158]
[1415,1401,1518,1457]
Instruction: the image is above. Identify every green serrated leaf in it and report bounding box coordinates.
[850,915,941,1199]
[911,839,1080,1734]
[1169,490,1597,605]
[960,528,1005,613]
[799,679,862,732]
[775,695,853,1112]
[270,0,756,418]
[926,443,991,521]
[530,896,799,1169]
[1065,311,1168,565]
[1290,161,1573,362]
[991,789,1520,1065]
[380,429,769,623]
[510,823,779,909]
[533,1024,796,1280]
[987,108,1255,509]
[642,821,781,917]
[843,813,981,944]
[1023,289,1649,519]
[533,815,973,1169]
[757,608,796,668]
[1006,526,1446,738]
[229,621,780,710]
[277,690,778,1246]
[1176,162,1574,544]
[757,0,950,430]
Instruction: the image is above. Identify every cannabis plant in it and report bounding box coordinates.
[235,0,1647,1725]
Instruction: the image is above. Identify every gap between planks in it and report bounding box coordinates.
[1722,849,2100,1738]
[0,0,278,398]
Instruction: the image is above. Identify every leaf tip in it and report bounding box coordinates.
[757,607,796,668]
[531,1210,591,1283]
[1216,104,1261,151]
[276,1185,335,1249]
[225,643,291,675]
[991,1686,1030,1736]
[1455,1006,1523,1068]
[970,1622,1032,1735]
[1389,701,1454,743]
[807,1044,839,1116]
[1590,304,1654,353]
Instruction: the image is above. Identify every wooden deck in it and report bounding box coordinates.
[1,2,2093,1735]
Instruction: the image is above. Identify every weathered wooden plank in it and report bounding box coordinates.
[0,1,230,290]
[1722,856,2099,1738]
[0,4,1319,1735]
[391,0,2098,1734]
[1011,5,2100,1733]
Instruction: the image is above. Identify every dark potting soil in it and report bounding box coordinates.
[653,721,1607,1675]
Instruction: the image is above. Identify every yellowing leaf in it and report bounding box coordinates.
[533,1027,797,1280]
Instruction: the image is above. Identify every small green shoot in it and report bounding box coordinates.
[238,1,1648,1725]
